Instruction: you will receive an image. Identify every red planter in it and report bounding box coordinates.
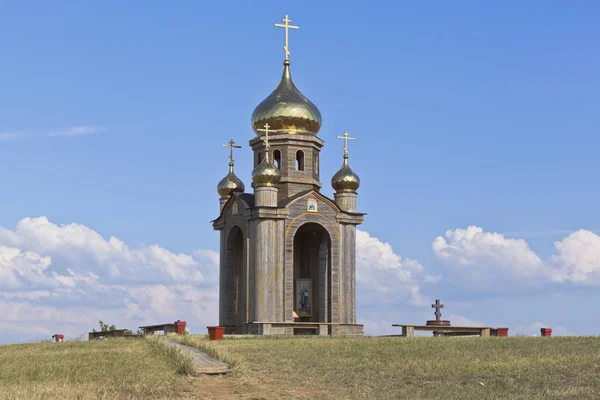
[52,334,64,342]
[496,328,509,337]
[541,328,552,337]
[174,320,187,335]
[207,326,224,341]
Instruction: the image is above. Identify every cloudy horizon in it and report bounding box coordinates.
[0,216,595,344]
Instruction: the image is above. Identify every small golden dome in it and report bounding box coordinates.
[217,164,245,197]
[251,156,281,187]
[332,157,360,193]
[251,61,322,135]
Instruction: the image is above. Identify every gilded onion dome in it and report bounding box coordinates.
[251,61,322,135]
[217,162,245,197]
[332,155,360,193]
[251,153,281,187]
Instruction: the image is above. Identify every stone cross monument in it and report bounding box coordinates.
[426,299,451,327]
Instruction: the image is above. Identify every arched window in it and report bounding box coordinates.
[296,150,304,171]
[273,149,281,169]
[314,152,319,175]
[257,152,263,165]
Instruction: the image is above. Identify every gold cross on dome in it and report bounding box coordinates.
[222,139,242,165]
[257,123,278,154]
[336,131,356,157]
[274,14,299,61]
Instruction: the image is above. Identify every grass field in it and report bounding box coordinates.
[0,338,193,400]
[174,335,600,399]
[1,335,599,399]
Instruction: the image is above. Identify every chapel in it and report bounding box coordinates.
[212,15,365,336]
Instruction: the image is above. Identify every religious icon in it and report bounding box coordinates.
[307,199,317,213]
[296,278,312,317]
[232,202,239,215]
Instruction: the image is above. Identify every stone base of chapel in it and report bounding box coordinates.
[227,322,363,337]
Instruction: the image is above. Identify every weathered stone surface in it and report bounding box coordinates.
[212,133,364,336]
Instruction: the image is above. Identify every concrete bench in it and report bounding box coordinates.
[250,322,334,336]
[139,320,186,336]
[392,324,492,337]
[88,329,137,340]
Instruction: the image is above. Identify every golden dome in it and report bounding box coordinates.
[217,163,245,197]
[251,61,322,135]
[251,155,281,187]
[332,157,360,193]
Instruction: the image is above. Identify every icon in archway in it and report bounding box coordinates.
[296,278,312,317]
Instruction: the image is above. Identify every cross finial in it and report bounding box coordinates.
[256,123,278,161]
[222,139,242,171]
[432,299,444,322]
[274,14,299,61]
[336,131,356,158]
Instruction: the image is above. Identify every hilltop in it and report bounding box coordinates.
[1,335,599,399]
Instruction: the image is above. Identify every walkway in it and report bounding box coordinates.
[164,340,232,375]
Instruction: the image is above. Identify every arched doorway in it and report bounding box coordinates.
[225,226,244,331]
[293,223,331,323]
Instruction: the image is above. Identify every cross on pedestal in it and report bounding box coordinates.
[432,299,444,322]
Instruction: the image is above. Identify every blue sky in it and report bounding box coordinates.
[0,1,599,343]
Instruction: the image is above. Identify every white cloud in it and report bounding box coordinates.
[447,314,484,327]
[2,217,596,342]
[433,226,543,278]
[0,217,219,344]
[0,218,436,343]
[356,229,436,307]
[47,126,105,137]
[0,126,104,140]
[433,226,600,288]
[0,132,25,140]
[358,317,398,336]
[550,230,600,285]
[0,217,204,285]
[0,245,53,289]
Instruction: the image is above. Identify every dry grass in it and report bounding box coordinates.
[174,335,600,399]
[0,338,192,400]
[1,335,599,399]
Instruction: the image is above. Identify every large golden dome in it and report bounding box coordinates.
[251,61,322,135]
[331,157,360,193]
[217,163,245,197]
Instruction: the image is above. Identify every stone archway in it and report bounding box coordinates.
[225,226,244,331]
[293,223,331,323]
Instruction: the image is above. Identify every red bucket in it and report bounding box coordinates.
[174,320,187,335]
[541,328,552,337]
[496,328,509,337]
[207,326,224,341]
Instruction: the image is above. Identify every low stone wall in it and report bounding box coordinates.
[240,322,364,337]
[331,324,364,337]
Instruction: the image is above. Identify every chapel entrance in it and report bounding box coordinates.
[293,223,331,323]
[225,226,243,331]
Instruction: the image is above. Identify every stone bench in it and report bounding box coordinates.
[139,320,186,336]
[392,324,492,337]
[88,329,138,340]
[258,322,331,336]
[246,322,363,336]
